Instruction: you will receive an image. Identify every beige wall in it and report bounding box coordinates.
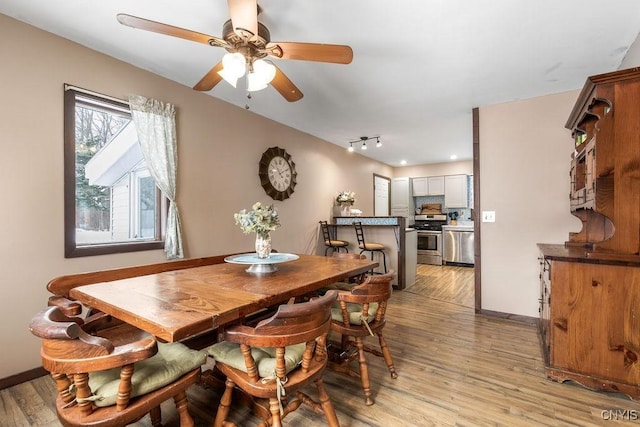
[478,91,581,316]
[394,160,473,178]
[0,15,392,378]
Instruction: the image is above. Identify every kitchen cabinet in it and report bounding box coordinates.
[391,177,412,218]
[412,176,444,196]
[411,178,427,196]
[444,175,468,208]
[428,176,445,195]
[537,68,640,400]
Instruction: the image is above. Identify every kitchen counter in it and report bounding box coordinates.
[319,216,417,289]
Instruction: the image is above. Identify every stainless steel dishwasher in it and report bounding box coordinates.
[443,228,474,265]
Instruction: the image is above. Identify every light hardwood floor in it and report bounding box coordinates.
[409,264,475,308]
[4,277,640,426]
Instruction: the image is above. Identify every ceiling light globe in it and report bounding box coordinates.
[247,60,276,92]
[247,73,268,92]
[223,52,247,78]
[253,59,276,83]
[218,52,247,87]
[217,69,239,88]
[361,143,367,150]
[348,145,354,152]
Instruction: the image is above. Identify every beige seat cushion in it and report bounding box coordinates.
[331,302,379,325]
[88,342,206,407]
[359,242,385,251]
[326,239,348,246]
[205,342,307,379]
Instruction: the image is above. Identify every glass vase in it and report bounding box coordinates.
[255,233,272,259]
[340,205,351,217]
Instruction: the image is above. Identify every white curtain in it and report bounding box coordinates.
[129,94,184,259]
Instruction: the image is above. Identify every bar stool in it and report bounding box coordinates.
[353,221,387,273]
[319,220,349,256]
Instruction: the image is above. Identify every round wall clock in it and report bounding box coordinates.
[258,146,297,201]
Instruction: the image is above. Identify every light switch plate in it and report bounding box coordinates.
[482,211,496,222]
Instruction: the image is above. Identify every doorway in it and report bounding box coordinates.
[373,174,390,216]
[405,108,479,310]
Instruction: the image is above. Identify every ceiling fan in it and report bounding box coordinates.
[117,0,353,102]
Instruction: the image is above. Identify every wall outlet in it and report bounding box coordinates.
[482,211,496,222]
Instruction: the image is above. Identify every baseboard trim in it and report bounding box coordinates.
[0,367,48,390]
[478,309,538,326]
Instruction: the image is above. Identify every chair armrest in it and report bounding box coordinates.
[48,296,83,317]
[30,306,84,340]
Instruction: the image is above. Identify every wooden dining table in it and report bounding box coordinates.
[68,253,377,343]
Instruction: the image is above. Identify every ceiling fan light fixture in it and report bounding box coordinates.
[218,52,246,87]
[217,68,239,88]
[361,141,367,150]
[348,142,354,152]
[247,59,276,92]
[376,137,382,148]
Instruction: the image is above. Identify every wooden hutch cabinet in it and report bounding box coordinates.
[538,68,640,399]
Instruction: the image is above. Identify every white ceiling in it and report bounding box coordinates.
[3,0,640,166]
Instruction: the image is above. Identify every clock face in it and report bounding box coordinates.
[259,147,297,201]
[268,156,292,192]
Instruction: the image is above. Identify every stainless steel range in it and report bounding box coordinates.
[414,214,448,265]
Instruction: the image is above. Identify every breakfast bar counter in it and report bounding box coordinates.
[318,216,416,290]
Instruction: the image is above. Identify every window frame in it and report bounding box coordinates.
[64,87,165,258]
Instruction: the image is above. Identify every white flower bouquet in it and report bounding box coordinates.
[234,202,281,238]
[336,191,356,207]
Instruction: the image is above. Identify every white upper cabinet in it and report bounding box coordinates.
[427,176,445,195]
[412,176,444,196]
[411,178,428,196]
[444,175,468,208]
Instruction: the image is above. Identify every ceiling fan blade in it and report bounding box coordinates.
[267,42,353,64]
[271,65,303,102]
[227,0,258,38]
[117,14,228,48]
[193,62,225,91]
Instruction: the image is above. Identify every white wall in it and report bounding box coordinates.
[479,91,581,316]
[0,15,392,378]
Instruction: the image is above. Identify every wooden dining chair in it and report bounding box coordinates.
[205,290,341,427]
[319,220,349,256]
[329,271,398,406]
[29,306,206,427]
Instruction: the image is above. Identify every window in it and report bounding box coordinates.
[64,87,165,257]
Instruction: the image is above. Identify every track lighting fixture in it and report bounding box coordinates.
[346,135,382,152]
